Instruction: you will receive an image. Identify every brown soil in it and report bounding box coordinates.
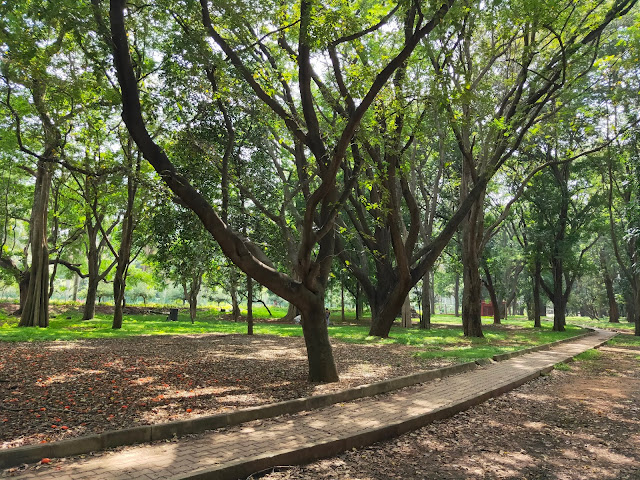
[0,333,454,450]
[258,346,640,480]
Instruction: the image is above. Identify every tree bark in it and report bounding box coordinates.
[401,294,412,328]
[420,271,431,329]
[355,283,362,322]
[461,188,485,338]
[83,221,100,320]
[300,299,338,382]
[454,272,460,317]
[482,264,501,325]
[247,274,253,335]
[72,273,79,302]
[20,161,52,328]
[533,260,542,327]
[603,271,620,323]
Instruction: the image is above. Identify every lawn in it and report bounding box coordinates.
[0,305,588,363]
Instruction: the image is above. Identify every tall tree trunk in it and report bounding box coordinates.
[600,250,620,323]
[533,260,542,328]
[246,274,253,335]
[603,271,620,323]
[300,298,338,382]
[355,283,362,322]
[72,273,79,302]
[482,265,501,325]
[17,272,29,315]
[430,270,436,315]
[454,272,460,317]
[20,161,52,328]
[188,273,201,324]
[461,188,485,338]
[401,294,412,328]
[230,275,241,322]
[420,271,431,330]
[83,224,99,320]
[83,276,98,320]
[551,256,566,331]
[341,272,345,323]
[112,169,137,330]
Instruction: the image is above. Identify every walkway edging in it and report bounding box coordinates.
[0,329,596,470]
[173,330,614,480]
[0,359,488,469]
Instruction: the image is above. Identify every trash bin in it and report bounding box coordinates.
[168,308,178,321]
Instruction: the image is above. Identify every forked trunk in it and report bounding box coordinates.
[368,283,411,337]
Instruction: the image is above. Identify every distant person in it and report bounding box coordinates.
[325,308,330,326]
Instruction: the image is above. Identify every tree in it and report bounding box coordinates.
[107,0,458,381]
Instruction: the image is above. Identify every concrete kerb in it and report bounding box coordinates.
[171,359,574,480]
[491,329,594,362]
[0,359,484,469]
[0,329,600,470]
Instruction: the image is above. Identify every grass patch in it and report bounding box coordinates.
[575,349,601,361]
[0,306,588,363]
[554,362,571,371]
[607,335,640,348]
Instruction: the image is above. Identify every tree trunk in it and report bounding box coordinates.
[341,274,345,323]
[368,282,411,337]
[454,273,460,317]
[430,270,436,315]
[401,295,412,328]
[83,276,98,320]
[551,256,566,331]
[72,273,79,302]
[603,271,620,323]
[461,187,485,338]
[17,272,29,315]
[533,260,542,328]
[246,274,253,335]
[189,294,197,322]
[483,265,501,325]
[20,161,52,328]
[230,282,241,322]
[300,300,338,382]
[282,302,297,322]
[355,283,362,322]
[420,271,431,330]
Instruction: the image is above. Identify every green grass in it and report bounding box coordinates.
[606,334,640,348]
[575,349,601,361]
[566,316,635,331]
[0,307,587,363]
[554,362,572,371]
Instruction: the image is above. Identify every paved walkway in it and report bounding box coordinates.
[7,329,615,480]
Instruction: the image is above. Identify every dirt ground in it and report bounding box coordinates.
[0,332,454,449]
[258,344,640,480]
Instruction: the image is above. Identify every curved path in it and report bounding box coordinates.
[7,329,615,480]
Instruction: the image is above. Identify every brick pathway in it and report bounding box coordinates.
[6,329,615,480]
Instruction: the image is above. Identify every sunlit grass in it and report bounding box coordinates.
[0,306,587,363]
